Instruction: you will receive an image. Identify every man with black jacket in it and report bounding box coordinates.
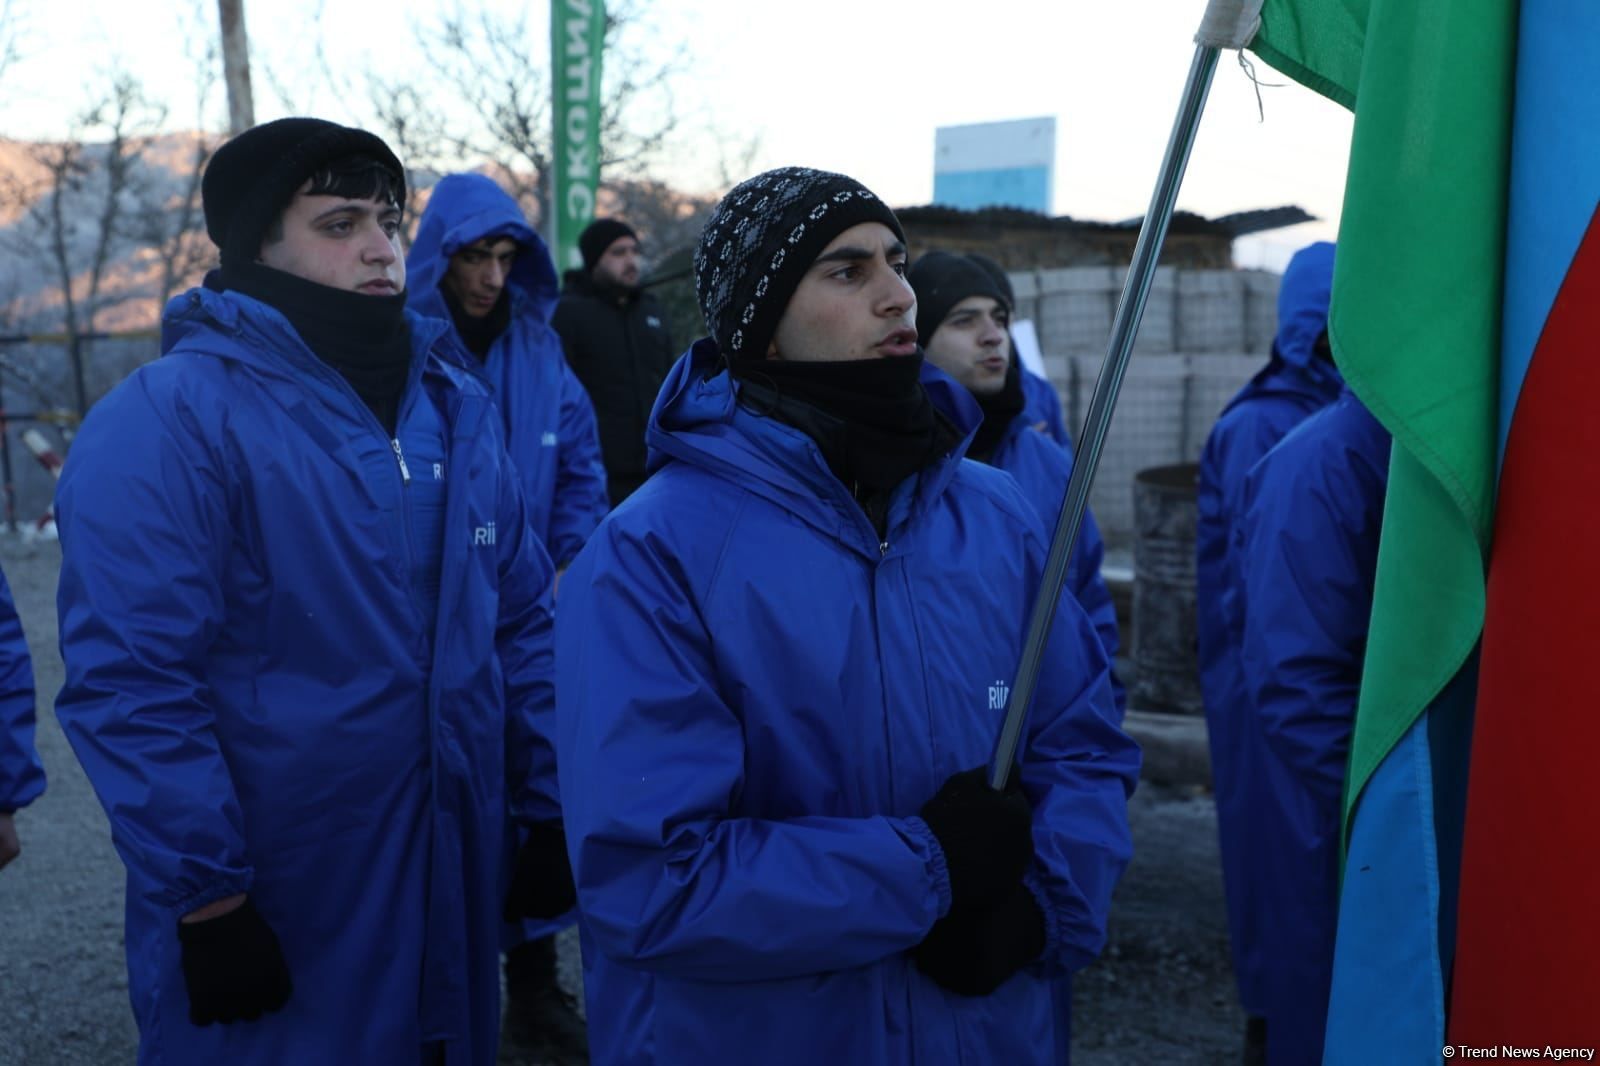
[551,218,677,505]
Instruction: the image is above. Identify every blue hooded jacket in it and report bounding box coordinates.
[1022,367,1073,449]
[989,416,1124,716]
[1237,390,1390,1064]
[1194,241,1341,1015]
[55,287,557,1066]
[0,564,40,814]
[406,173,609,570]
[555,341,1140,1065]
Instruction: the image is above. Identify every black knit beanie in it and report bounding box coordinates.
[906,251,1010,345]
[694,166,906,360]
[964,252,1016,309]
[579,218,638,273]
[202,117,406,268]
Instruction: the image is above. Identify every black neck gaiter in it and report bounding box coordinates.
[221,261,413,435]
[730,354,959,530]
[440,284,511,361]
[967,360,1028,464]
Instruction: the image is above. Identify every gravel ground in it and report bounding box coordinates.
[0,538,1244,1065]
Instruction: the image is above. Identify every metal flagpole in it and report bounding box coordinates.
[988,41,1226,790]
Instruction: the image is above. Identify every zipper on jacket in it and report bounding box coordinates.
[879,539,889,557]
[392,438,412,483]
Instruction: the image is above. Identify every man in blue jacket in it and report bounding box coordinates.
[554,166,1140,1065]
[909,251,1122,711]
[910,249,1122,1066]
[1194,241,1339,1057]
[55,118,562,1066]
[964,252,1076,449]
[0,563,40,874]
[1237,390,1390,1064]
[407,172,605,1063]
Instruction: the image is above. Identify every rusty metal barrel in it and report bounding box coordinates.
[1131,462,1202,713]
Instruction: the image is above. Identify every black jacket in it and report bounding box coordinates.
[552,270,677,504]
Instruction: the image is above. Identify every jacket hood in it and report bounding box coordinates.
[1273,241,1335,369]
[405,173,559,326]
[644,339,982,548]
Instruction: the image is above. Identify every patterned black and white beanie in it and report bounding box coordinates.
[693,167,905,361]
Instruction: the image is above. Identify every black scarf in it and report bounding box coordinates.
[440,284,511,360]
[731,353,959,533]
[967,360,1028,464]
[220,262,413,435]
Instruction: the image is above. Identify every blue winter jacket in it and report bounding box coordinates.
[0,564,40,813]
[1194,241,1341,1015]
[1237,390,1389,1065]
[1022,367,1074,448]
[406,173,609,570]
[55,287,557,1066]
[989,416,1124,716]
[407,173,604,945]
[555,340,1140,1065]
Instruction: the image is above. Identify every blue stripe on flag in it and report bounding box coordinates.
[1323,658,1475,1064]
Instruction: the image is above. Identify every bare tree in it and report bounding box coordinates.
[216,0,255,134]
[0,0,25,90]
[0,73,167,413]
[127,26,222,308]
[356,0,688,231]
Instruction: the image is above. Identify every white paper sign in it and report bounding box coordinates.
[1010,319,1047,380]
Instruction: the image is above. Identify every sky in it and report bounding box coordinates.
[0,0,1354,268]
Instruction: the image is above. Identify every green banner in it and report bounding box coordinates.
[551,0,605,273]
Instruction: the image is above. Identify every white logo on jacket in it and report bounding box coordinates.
[473,521,497,547]
[541,432,558,446]
[988,680,1011,711]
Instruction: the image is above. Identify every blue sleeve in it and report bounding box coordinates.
[1067,504,1124,715]
[54,377,252,913]
[555,522,952,982]
[1024,369,1073,449]
[1017,525,1140,976]
[1237,442,1377,804]
[546,357,610,569]
[0,564,42,812]
[492,435,561,826]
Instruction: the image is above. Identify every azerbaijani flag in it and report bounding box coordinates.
[1245,0,1515,1058]
[1242,0,1600,1054]
[1450,5,1600,1043]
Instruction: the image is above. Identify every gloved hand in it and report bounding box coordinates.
[504,819,578,921]
[176,898,293,1025]
[915,881,1046,996]
[917,766,1033,910]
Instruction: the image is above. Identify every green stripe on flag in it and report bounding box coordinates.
[1248,0,1517,827]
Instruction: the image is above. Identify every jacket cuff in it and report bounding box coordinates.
[168,872,255,919]
[1022,870,1064,970]
[904,815,953,918]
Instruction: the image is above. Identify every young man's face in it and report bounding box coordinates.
[443,237,518,318]
[767,222,916,363]
[592,235,642,289]
[924,295,1011,395]
[259,183,404,294]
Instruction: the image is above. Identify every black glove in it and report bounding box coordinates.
[176,898,293,1026]
[918,766,1033,911]
[504,819,578,921]
[915,881,1047,996]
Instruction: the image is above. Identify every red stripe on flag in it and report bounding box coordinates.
[1451,204,1600,1043]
